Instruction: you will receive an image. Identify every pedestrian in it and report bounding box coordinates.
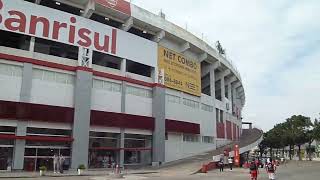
[53,153,59,173]
[228,157,233,170]
[219,158,224,172]
[59,154,65,174]
[266,158,276,180]
[249,160,258,180]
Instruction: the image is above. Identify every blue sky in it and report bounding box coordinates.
[132,0,320,130]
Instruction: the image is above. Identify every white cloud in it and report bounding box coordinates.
[133,0,320,130]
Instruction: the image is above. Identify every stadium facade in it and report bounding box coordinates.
[0,0,245,171]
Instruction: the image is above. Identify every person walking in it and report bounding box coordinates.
[53,154,59,173]
[58,154,65,174]
[219,157,224,172]
[228,157,233,170]
[266,158,276,180]
[249,160,259,180]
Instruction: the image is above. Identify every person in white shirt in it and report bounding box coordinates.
[228,157,233,170]
[52,154,59,173]
[58,154,65,173]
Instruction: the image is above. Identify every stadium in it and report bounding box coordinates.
[0,0,245,171]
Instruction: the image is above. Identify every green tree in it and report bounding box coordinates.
[314,119,320,141]
[285,115,312,160]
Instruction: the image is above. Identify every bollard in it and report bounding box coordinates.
[115,164,119,174]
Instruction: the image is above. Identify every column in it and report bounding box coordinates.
[227,82,232,112]
[221,77,225,103]
[119,129,125,167]
[209,64,216,101]
[220,77,228,139]
[70,69,92,169]
[152,86,166,165]
[210,64,218,147]
[13,63,32,170]
[119,60,126,166]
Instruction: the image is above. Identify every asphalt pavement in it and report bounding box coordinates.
[2,160,320,180]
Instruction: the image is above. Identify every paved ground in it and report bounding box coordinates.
[2,161,320,180]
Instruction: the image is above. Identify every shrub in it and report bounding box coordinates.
[78,164,86,170]
[39,166,47,171]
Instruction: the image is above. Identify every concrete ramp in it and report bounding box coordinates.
[155,128,263,176]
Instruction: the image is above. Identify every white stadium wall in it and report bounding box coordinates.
[0,0,246,169]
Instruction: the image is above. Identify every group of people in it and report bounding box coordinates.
[249,158,277,180]
[218,156,234,172]
[217,156,278,180]
[53,154,65,174]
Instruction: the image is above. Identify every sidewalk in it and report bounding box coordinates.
[0,169,159,179]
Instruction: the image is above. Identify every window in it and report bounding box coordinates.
[201,73,211,96]
[216,108,219,123]
[167,94,180,104]
[0,126,16,134]
[202,136,214,143]
[126,86,152,98]
[201,104,213,112]
[126,60,152,77]
[92,51,122,70]
[220,110,224,123]
[34,38,78,60]
[40,0,82,15]
[215,79,222,101]
[0,63,23,77]
[27,127,71,137]
[183,134,199,142]
[90,13,123,28]
[183,98,199,109]
[33,69,74,85]
[128,27,154,40]
[0,30,31,50]
[225,84,229,98]
[93,79,121,92]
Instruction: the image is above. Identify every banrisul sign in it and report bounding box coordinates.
[0,0,157,67]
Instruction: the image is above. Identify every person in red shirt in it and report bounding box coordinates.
[266,158,276,180]
[249,160,259,180]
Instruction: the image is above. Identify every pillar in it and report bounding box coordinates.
[13,63,32,170]
[71,70,92,169]
[119,129,125,167]
[119,75,126,167]
[152,86,166,165]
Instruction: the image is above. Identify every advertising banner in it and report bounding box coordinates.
[95,0,131,16]
[0,0,156,67]
[158,46,201,96]
[234,144,240,166]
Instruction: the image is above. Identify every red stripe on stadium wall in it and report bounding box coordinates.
[0,53,164,88]
[226,121,232,140]
[0,102,202,134]
[0,53,77,71]
[0,100,74,123]
[166,119,200,134]
[216,122,225,138]
[90,110,155,130]
[233,123,237,140]
[0,134,74,142]
[94,0,131,16]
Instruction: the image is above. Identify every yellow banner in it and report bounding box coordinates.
[158,46,201,96]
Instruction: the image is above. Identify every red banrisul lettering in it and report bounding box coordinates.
[29,15,50,37]
[0,0,118,55]
[52,21,67,40]
[4,10,26,32]
[77,28,92,47]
